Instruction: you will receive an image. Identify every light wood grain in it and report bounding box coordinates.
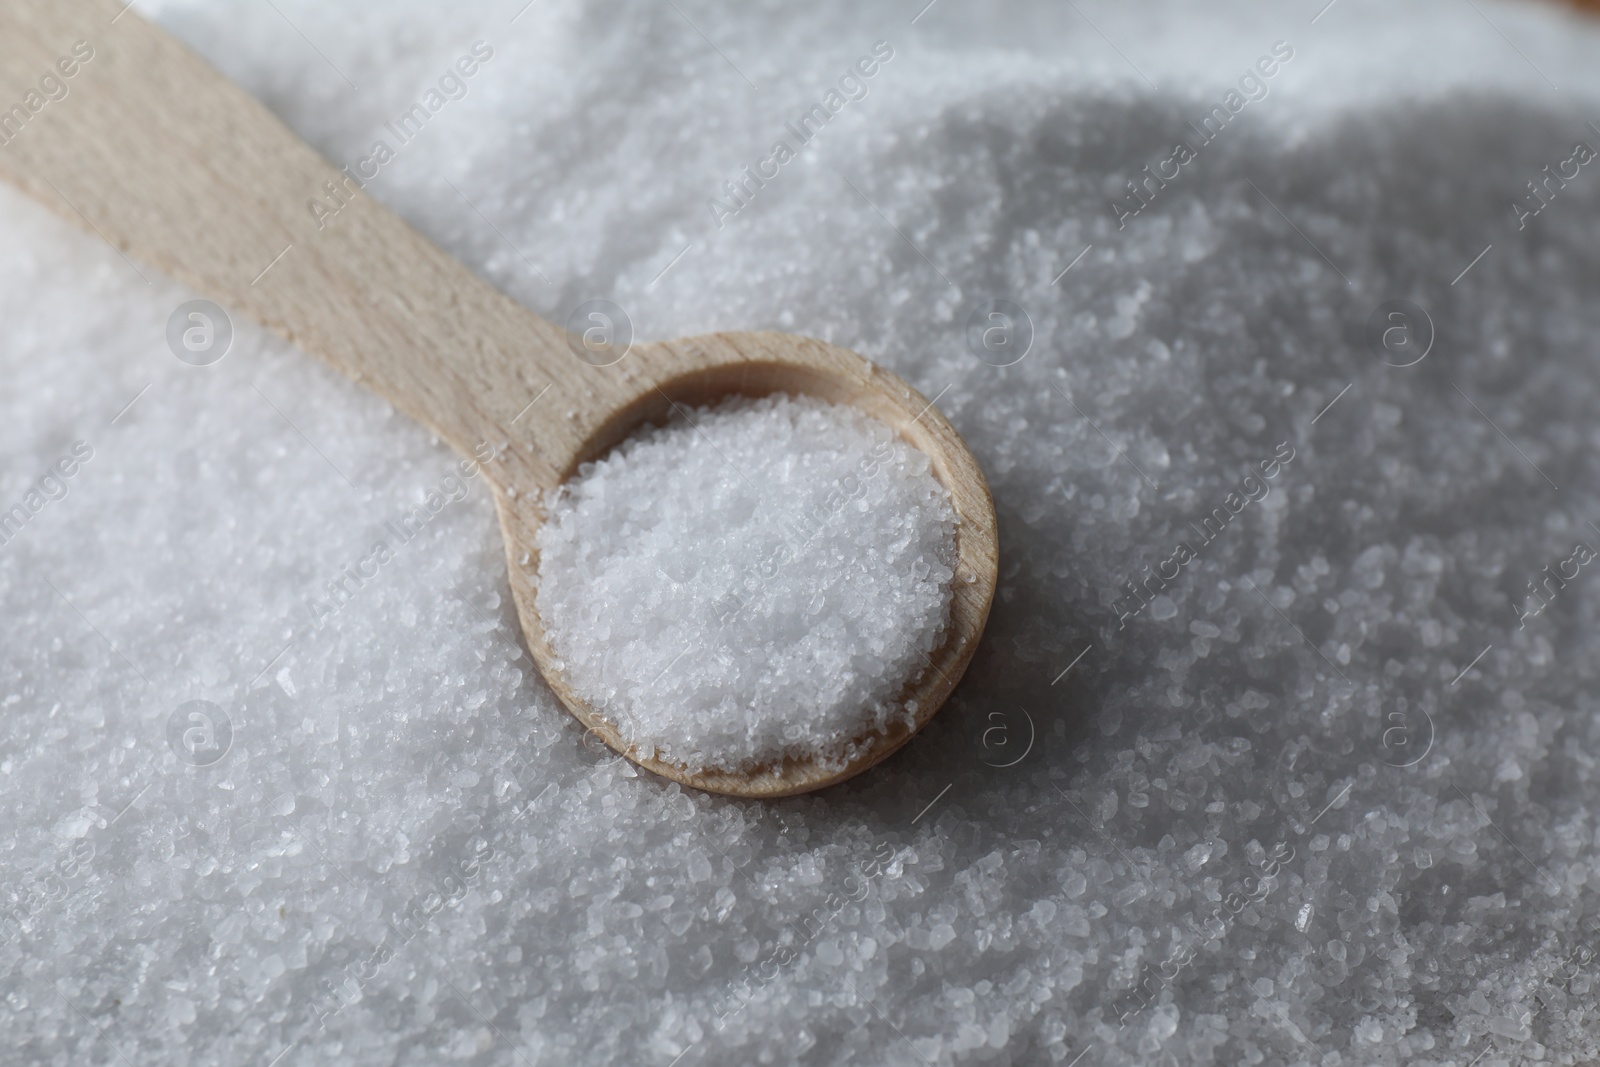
[0,0,998,797]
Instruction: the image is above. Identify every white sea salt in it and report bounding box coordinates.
[7,0,1600,1064]
[534,394,957,773]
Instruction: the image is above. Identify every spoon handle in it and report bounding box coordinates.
[0,0,593,487]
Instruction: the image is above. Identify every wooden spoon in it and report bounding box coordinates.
[0,0,998,797]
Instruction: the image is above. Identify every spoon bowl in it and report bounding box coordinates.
[496,330,997,796]
[0,0,997,797]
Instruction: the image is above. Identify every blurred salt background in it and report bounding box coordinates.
[4,0,1600,1064]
